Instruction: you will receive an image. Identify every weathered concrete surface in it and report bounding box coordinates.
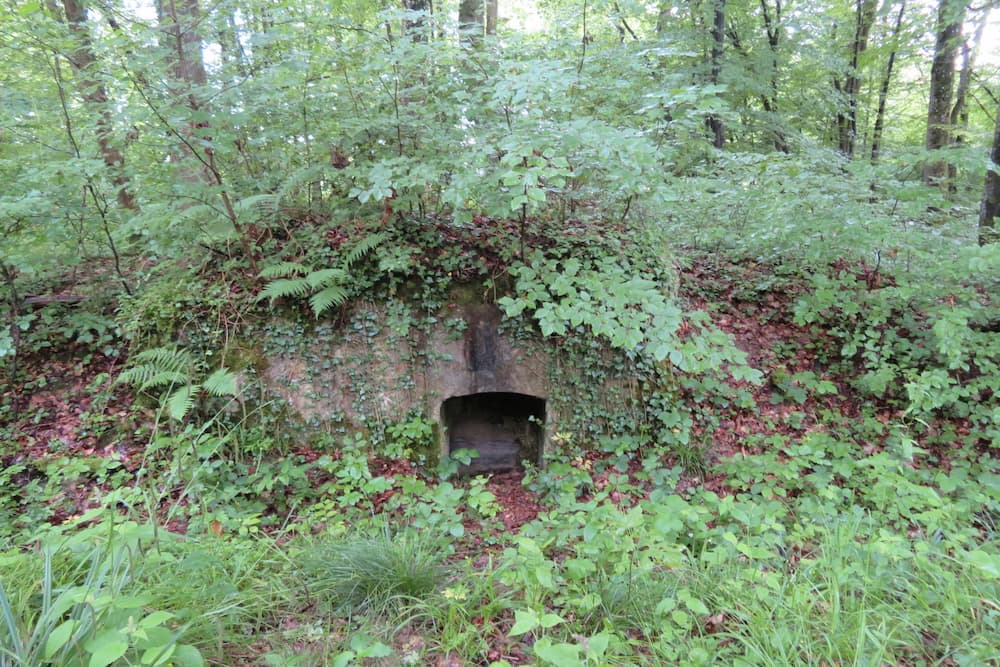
[261,299,554,466]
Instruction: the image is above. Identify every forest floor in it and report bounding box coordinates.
[5,252,874,537]
[3,249,996,666]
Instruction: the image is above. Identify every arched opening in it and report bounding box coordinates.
[441,392,546,473]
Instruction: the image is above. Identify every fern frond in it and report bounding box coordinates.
[259,261,310,279]
[256,278,311,303]
[277,164,328,204]
[203,368,238,396]
[166,385,197,421]
[118,347,194,388]
[305,268,348,289]
[131,346,194,371]
[138,370,190,391]
[175,203,223,226]
[235,194,280,221]
[344,232,388,267]
[309,284,349,317]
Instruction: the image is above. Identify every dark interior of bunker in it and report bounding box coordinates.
[442,392,545,473]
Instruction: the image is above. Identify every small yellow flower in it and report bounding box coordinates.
[442,587,468,601]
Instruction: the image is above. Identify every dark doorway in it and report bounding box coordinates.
[441,392,545,473]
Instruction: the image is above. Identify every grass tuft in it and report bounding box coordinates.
[302,526,444,616]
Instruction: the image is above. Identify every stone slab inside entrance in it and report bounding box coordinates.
[441,392,545,473]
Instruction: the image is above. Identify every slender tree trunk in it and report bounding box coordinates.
[836,0,876,158]
[759,0,789,152]
[403,0,431,41]
[923,0,965,185]
[949,11,987,145]
[871,0,905,162]
[157,0,207,88]
[152,0,254,267]
[980,102,1000,245]
[707,0,726,148]
[459,0,484,44]
[486,0,498,35]
[61,0,136,210]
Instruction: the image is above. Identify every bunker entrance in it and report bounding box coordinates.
[442,392,545,473]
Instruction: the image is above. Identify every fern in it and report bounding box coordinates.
[117,347,195,390]
[277,164,328,205]
[166,385,197,421]
[259,261,309,279]
[305,268,347,288]
[234,194,280,222]
[309,285,350,317]
[344,232,388,267]
[202,368,238,396]
[257,277,312,304]
[256,231,388,317]
[118,346,238,421]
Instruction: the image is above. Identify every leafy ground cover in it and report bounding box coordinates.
[2,207,997,665]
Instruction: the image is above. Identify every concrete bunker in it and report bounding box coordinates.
[442,392,545,473]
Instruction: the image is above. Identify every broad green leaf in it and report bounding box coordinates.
[539,613,563,628]
[509,609,539,636]
[44,619,78,659]
[966,550,1000,579]
[86,631,129,667]
[532,637,580,667]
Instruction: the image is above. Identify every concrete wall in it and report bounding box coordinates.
[261,300,554,464]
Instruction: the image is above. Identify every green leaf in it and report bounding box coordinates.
[586,632,610,658]
[141,643,176,666]
[309,284,349,317]
[305,268,347,289]
[257,278,310,303]
[86,631,129,667]
[202,368,238,396]
[966,550,1000,579]
[539,613,563,628]
[532,637,581,667]
[509,608,539,636]
[166,385,197,420]
[258,262,309,279]
[44,619,78,659]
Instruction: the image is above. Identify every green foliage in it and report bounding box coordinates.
[117,346,239,421]
[0,520,203,667]
[256,232,387,317]
[301,526,444,615]
[792,269,999,445]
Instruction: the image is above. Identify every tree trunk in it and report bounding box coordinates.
[759,0,789,153]
[155,0,210,179]
[979,102,1000,246]
[949,11,987,144]
[923,0,964,185]
[154,0,254,267]
[459,0,484,44]
[61,0,136,210]
[836,0,876,158]
[157,0,207,89]
[486,0,498,36]
[707,0,725,148]
[871,0,905,162]
[403,0,431,41]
